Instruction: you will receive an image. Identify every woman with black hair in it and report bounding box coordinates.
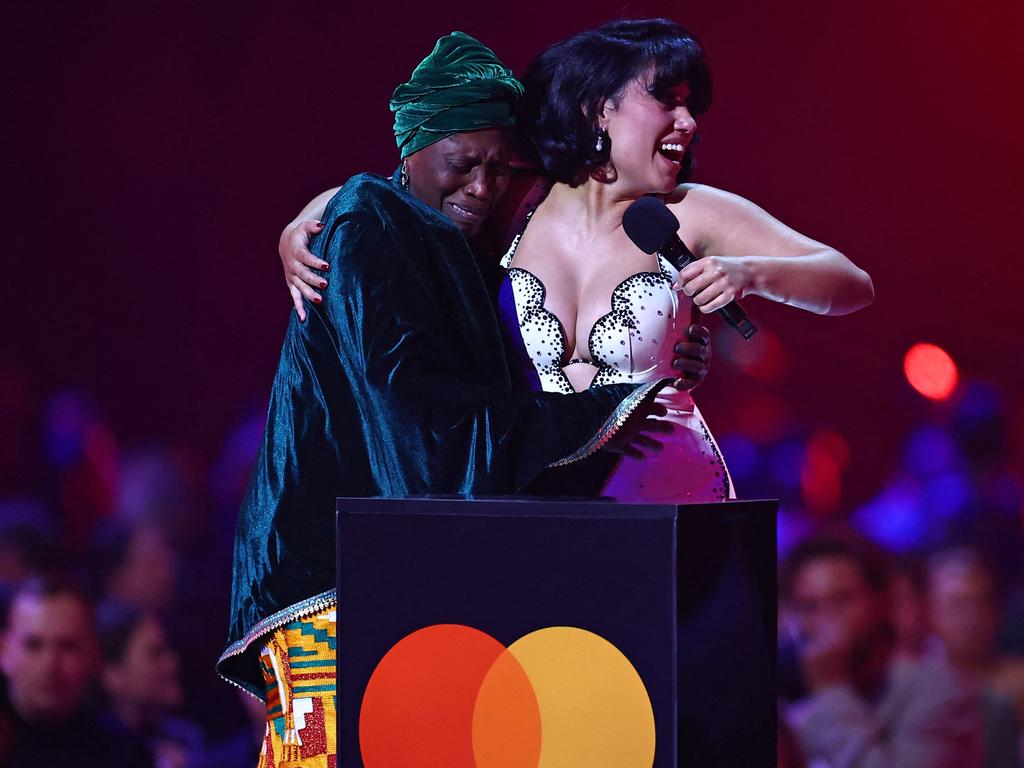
[500,18,871,501]
[280,19,873,502]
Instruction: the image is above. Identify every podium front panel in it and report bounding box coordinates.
[336,496,776,768]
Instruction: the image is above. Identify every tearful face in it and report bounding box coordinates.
[406,128,514,238]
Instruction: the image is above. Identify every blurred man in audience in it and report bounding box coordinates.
[890,558,930,664]
[0,576,152,766]
[780,532,983,767]
[928,548,1023,768]
[98,600,204,768]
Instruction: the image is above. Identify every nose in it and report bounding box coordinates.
[464,167,495,202]
[674,105,696,136]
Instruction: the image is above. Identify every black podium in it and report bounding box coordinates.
[337,497,777,768]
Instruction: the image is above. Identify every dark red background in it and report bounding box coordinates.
[5,0,1023,504]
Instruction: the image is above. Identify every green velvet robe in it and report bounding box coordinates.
[217,171,656,696]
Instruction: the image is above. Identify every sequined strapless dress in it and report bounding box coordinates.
[499,235,734,503]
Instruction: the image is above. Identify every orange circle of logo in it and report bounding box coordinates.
[359,624,655,768]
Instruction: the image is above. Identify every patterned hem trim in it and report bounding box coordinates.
[218,589,337,683]
[550,380,666,467]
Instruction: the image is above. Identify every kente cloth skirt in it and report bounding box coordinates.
[257,607,337,768]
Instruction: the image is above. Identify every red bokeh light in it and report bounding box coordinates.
[801,430,851,516]
[903,343,958,401]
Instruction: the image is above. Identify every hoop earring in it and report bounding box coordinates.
[399,160,410,189]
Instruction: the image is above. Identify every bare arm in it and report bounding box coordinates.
[670,185,874,316]
[280,186,341,320]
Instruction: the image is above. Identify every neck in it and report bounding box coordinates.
[551,174,641,236]
[946,650,995,679]
[10,692,78,728]
[113,700,155,733]
[853,636,894,696]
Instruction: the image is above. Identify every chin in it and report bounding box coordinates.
[654,173,680,193]
[452,220,480,237]
[630,171,675,196]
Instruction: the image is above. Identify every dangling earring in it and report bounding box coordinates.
[591,128,616,183]
[399,160,410,189]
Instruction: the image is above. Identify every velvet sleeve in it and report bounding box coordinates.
[308,206,658,496]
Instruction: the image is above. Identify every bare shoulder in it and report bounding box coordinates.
[663,182,834,259]
[664,183,768,252]
[665,183,763,218]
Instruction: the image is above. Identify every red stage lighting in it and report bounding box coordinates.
[801,429,850,516]
[903,343,958,401]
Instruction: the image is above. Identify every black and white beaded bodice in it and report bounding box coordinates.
[497,207,733,503]
[501,237,681,394]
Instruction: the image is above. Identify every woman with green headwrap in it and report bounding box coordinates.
[217,32,667,765]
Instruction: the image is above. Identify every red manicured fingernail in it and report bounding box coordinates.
[313,297,322,304]
[320,263,330,271]
[319,281,328,289]
[315,221,324,228]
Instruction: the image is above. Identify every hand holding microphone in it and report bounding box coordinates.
[623,197,757,339]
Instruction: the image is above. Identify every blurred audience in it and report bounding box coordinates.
[0,520,54,592]
[0,366,1020,767]
[97,601,205,768]
[93,521,180,616]
[927,548,1024,768]
[0,366,40,498]
[778,715,808,768]
[42,389,119,558]
[890,558,930,664]
[199,690,266,768]
[854,383,1023,586]
[0,576,153,766]
[780,531,983,767]
[103,445,245,741]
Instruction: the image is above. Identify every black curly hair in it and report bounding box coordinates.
[517,18,712,186]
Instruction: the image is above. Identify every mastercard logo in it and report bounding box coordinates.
[359,624,655,768]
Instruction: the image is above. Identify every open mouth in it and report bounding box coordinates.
[657,142,685,165]
[447,200,486,224]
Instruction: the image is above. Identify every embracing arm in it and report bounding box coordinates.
[672,185,874,316]
[311,201,661,494]
[280,186,341,319]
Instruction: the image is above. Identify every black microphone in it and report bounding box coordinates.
[623,196,757,340]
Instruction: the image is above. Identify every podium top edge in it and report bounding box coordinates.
[336,496,777,521]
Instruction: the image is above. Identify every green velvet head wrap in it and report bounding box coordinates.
[390,31,524,159]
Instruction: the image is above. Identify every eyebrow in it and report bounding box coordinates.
[649,79,691,93]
